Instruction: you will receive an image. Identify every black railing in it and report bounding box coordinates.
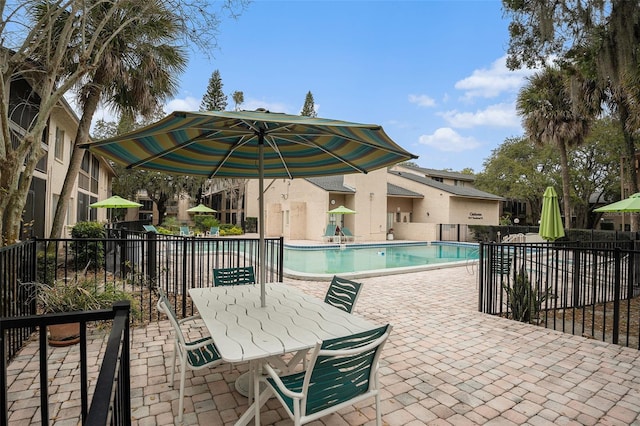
[0,240,37,359]
[479,241,640,349]
[35,232,284,320]
[0,302,131,426]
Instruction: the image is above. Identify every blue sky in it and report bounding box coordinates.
[102,0,538,173]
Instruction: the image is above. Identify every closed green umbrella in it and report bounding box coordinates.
[81,109,417,307]
[539,186,565,241]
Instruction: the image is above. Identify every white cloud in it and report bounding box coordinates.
[164,96,200,113]
[439,103,520,128]
[408,94,436,107]
[455,55,535,99]
[418,128,480,152]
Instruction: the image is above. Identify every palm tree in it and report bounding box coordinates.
[48,0,187,239]
[516,66,599,229]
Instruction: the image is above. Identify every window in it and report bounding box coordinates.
[79,152,100,193]
[55,127,64,161]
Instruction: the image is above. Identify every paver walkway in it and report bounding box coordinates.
[6,264,640,425]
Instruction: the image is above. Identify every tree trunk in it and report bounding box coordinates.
[619,104,639,231]
[49,88,101,240]
[558,142,572,229]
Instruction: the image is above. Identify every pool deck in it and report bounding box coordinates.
[6,265,640,425]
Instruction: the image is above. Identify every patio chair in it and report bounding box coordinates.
[143,224,158,233]
[156,288,223,422]
[179,225,194,237]
[341,226,355,242]
[206,226,220,237]
[324,275,362,313]
[322,224,338,242]
[261,324,392,426]
[213,266,256,286]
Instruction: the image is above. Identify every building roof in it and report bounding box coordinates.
[400,164,476,182]
[390,170,503,201]
[387,183,424,198]
[305,176,355,193]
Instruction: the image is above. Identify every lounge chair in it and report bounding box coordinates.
[341,226,355,242]
[143,224,158,233]
[322,224,338,242]
[206,226,220,237]
[261,324,392,426]
[179,226,194,237]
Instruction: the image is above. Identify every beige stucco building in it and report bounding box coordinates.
[19,97,115,238]
[243,164,502,242]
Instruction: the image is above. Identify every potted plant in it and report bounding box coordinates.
[27,277,137,346]
[387,228,394,240]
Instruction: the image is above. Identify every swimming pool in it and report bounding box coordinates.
[283,242,479,279]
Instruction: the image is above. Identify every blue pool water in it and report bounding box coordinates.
[283,242,478,276]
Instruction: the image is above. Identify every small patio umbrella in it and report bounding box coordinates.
[90,195,143,209]
[327,205,357,244]
[81,109,417,307]
[90,195,142,223]
[187,203,217,214]
[594,193,640,212]
[539,186,565,241]
[327,205,357,215]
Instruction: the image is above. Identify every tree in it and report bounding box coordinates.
[300,91,317,117]
[0,0,247,246]
[200,69,227,111]
[232,91,244,111]
[516,66,598,228]
[475,137,558,225]
[49,1,187,241]
[570,117,625,228]
[503,0,640,228]
[97,115,207,224]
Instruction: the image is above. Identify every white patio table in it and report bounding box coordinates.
[189,282,376,426]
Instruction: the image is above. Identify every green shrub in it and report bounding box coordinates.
[160,216,179,234]
[36,251,57,284]
[220,224,243,236]
[194,215,219,233]
[70,222,106,270]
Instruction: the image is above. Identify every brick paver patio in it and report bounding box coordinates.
[6,264,640,425]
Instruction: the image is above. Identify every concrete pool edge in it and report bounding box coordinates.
[282,240,480,281]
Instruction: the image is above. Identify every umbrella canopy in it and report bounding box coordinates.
[187,203,217,214]
[539,186,565,241]
[90,195,142,209]
[81,109,417,307]
[327,205,356,214]
[594,193,640,212]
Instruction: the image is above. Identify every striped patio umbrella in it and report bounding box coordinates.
[539,186,565,241]
[81,109,417,306]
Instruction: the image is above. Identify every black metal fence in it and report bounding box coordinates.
[0,241,37,359]
[0,302,131,426]
[479,241,640,349]
[0,232,283,361]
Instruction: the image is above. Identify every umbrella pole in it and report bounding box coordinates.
[258,135,266,307]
